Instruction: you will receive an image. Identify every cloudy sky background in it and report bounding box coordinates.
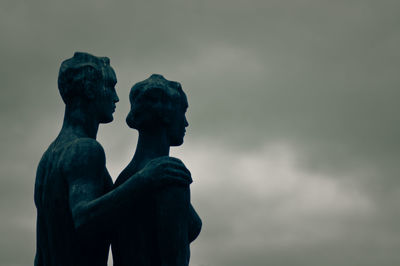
[1,0,399,265]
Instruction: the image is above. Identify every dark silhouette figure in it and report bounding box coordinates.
[112,74,202,266]
[34,53,192,266]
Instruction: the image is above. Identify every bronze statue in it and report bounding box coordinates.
[34,53,192,266]
[112,74,202,266]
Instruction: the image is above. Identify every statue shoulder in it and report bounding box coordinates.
[60,138,106,175]
[69,137,104,152]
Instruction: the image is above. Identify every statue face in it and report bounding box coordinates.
[168,93,189,146]
[95,66,119,123]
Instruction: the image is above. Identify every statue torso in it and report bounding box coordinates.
[34,135,112,266]
[111,162,201,266]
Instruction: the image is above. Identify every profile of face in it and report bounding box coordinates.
[167,92,189,146]
[93,66,119,123]
[126,74,189,147]
[58,52,119,124]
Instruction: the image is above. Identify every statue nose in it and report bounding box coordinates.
[114,92,120,103]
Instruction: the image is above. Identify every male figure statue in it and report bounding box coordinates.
[34,52,192,266]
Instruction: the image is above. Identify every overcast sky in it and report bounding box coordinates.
[1,0,399,265]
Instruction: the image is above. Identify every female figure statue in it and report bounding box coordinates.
[112,74,202,266]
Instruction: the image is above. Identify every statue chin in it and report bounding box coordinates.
[100,115,114,124]
[170,138,184,147]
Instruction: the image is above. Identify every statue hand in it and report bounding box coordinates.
[138,156,192,187]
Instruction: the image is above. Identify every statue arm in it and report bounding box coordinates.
[157,185,191,266]
[64,139,192,235]
[64,139,148,233]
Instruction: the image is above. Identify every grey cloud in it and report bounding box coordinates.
[176,143,400,266]
[1,0,400,265]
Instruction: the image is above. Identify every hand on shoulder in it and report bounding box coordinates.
[138,156,193,188]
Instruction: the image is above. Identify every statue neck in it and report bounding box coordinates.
[60,104,99,139]
[132,130,170,170]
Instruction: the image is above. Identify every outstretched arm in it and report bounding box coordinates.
[157,185,191,266]
[63,138,192,234]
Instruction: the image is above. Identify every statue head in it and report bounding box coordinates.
[58,52,119,123]
[126,74,189,146]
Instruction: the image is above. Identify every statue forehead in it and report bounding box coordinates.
[103,65,117,84]
[181,91,188,108]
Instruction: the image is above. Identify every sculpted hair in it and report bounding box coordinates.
[58,52,110,104]
[126,74,184,130]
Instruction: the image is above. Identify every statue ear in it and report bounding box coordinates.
[83,80,96,100]
[159,110,171,125]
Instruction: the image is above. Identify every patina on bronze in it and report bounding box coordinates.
[34,53,192,266]
[112,74,202,266]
